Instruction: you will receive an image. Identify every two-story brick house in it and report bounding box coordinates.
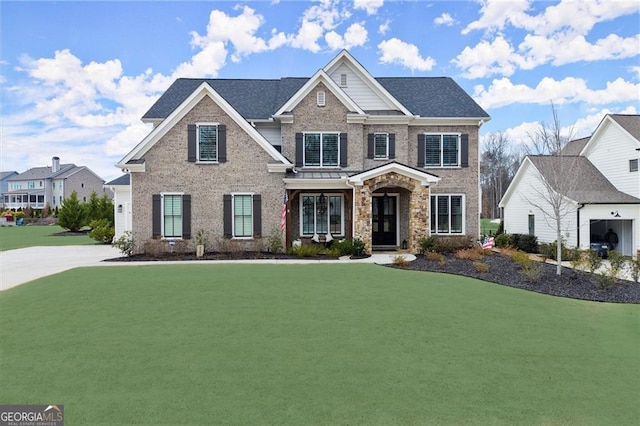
[118,51,490,253]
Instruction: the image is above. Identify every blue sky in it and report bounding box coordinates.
[2,0,639,181]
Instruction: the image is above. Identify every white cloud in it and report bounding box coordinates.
[473,76,640,109]
[378,38,436,72]
[325,22,368,50]
[353,0,384,15]
[378,19,390,35]
[458,0,640,78]
[434,13,455,26]
[288,20,325,52]
[630,66,640,80]
[454,35,519,78]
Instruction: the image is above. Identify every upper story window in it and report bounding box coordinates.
[28,181,35,189]
[198,124,218,162]
[630,159,638,172]
[374,133,389,159]
[317,91,326,107]
[304,133,339,167]
[340,74,347,87]
[425,134,460,167]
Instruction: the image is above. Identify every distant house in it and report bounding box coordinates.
[0,171,19,208]
[118,50,490,254]
[105,174,131,239]
[500,114,640,257]
[4,156,110,210]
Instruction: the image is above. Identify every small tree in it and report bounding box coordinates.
[57,191,88,232]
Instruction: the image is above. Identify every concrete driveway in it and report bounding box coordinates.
[0,245,121,291]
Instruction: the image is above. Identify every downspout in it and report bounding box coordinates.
[577,203,584,248]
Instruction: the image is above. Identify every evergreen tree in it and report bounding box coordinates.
[57,191,88,231]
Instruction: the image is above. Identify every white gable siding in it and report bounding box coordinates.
[586,121,640,198]
[503,162,578,247]
[328,63,393,111]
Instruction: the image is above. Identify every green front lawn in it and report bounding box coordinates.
[0,225,95,251]
[1,264,638,425]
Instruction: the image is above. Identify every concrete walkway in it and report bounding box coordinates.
[0,246,415,291]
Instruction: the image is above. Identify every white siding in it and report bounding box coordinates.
[112,186,132,239]
[255,124,282,148]
[503,162,578,247]
[586,121,640,198]
[579,204,639,256]
[328,63,394,111]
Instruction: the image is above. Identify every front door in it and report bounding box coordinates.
[372,195,397,246]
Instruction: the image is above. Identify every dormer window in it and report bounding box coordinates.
[340,74,347,87]
[317,91,325,107]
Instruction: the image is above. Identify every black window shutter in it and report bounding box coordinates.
[253,194,262,237]
[223,194,232,238]
[367,133,374,159]
[182,194,191,239]
[460,134,469,167]
[187,124,197,162]
[417,134,426,167]
[218,125,227,163]
[152,194,161,238]
[389,134,396,159]
[340,133,348,167]
[295,133,303,167]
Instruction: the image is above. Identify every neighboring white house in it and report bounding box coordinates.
[500,114,640,257]
[105,174,131,240]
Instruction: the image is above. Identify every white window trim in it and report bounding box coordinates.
[231,192,254,240]
[317,91,326,107]
[196,122,219,163]
[430,193,465,235]
[299,193,345,237]
[161,192,184,240]
[374,133,389,160]
[302,132,341,168]
[424,133,461,168]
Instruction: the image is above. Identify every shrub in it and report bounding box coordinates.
[112,231,135,256]
[391,255,409,267]
[417,236,439,254]
[473,261,489,273]
[454,247,483,261]
[608,251,626,278]
[495,233,510,248]
[539,240,578,261]
[627,257,640,283]
[496,219,504,235]
[57,191,87,231]
[510,250,541,281]
[513,234,538,253]
[583,249,603,274]
[194,229,211,249]
[88,219,115,244]
[425,251,446,265]
[328,238,366,257]
[267,229,284,253]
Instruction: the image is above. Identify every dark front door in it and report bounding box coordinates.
[372,195,397,246]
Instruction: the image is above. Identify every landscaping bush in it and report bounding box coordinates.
[454,247,483,261]
[473,261,489,273]
[391,254,409,267]
[112,231,135,256]
[328,238,366,257]
[495,233,510,248]
[510,250,541,281]
[287,243,325,257]
[88,219,115,244]
[628,256,640,283]
[425,251,446,265]
[512,234,538,253]
[539,240,579,261]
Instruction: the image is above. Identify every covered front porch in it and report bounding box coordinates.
[282,162,440,253]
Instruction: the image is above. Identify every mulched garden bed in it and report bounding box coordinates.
[396,252,640,304]
[104,249,639,304]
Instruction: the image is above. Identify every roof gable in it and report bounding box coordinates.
[274,69,364,116]
[119,82,292,169]
[581,114,640,156]
[348,161,440,186]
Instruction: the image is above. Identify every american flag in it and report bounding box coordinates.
[481,236,495,249]
[280,191,288,230]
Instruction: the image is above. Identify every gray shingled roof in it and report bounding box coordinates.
[560,136,590,156]
[528,155,640,204]
[7,164,75,181]
[0,171,18,180]
[142,76,489,121]
[106,174,130,186]
[609,114,640,141]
